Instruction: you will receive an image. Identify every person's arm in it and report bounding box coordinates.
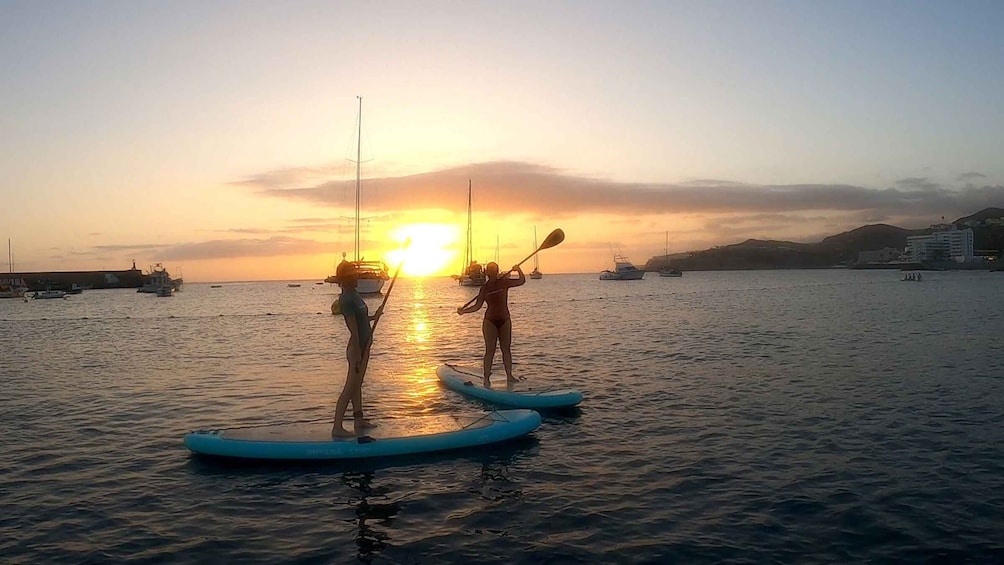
[457,286,487,315]
[510,265,526,287]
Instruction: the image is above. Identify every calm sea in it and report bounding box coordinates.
[2,270,1003,564]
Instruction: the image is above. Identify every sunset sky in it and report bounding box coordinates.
[3,1,1004,280]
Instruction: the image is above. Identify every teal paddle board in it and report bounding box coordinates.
[184,409,540,460]
[437,364,583,409]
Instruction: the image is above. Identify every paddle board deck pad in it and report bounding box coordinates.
[184,409,540,460]
[437,364,583,409]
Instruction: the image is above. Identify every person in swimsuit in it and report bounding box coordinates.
[331,260,383,438]
[457,262,526,387]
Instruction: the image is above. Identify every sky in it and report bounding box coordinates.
[3,0,1004,281]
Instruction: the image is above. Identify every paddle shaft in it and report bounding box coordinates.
[370,240,410,336]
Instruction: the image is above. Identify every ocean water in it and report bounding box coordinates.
[2,270,1003,564]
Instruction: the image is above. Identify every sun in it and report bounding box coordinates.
[385,223,459,277]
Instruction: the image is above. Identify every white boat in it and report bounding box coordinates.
[456,180,487,287]
[33,289,67,299]
[138,263,182,293]
[529,226,543,279]
[658,232,683,277]
[324,97,389,295]
[599,254,645,280]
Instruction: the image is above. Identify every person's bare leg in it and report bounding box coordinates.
[499,320,517,383]
[332,364,362,438]
[353,347,376,429]
[482,318,499,387]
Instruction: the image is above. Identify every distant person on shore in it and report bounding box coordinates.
[457,262,526,387]
[331,261,382,438]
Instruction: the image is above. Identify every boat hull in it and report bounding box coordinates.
[600,270,644,280]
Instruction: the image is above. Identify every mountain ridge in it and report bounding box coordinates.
[644,207,1004,271]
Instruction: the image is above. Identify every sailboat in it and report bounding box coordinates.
[0,239,29,299]
[324,96,389,295]
[456,180,487,287]
[658,231,683,277]
[529,226,543,279]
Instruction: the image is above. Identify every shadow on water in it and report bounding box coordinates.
[184,436,540,563]
[340,470,399,565]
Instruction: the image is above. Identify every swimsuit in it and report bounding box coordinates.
[482,279,513,329]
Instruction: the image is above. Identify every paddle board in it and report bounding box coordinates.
[437,364,583,409]
[184,409,540,460]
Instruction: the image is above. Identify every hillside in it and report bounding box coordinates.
[644,207,1004,271]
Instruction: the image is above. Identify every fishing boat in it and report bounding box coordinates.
[138,263,182,293]
[456,180,487,287]
[529,226,543,279]
[599,254,645,280]
[658,231,683,277]
[33,282,67,299]
[324,97,389,295]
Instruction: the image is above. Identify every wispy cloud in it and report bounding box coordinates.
[233,161,1004,224]
[159,237,335,261]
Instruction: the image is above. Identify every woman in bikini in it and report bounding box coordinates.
[457,262,526,387]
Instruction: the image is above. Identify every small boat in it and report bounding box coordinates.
[529,226,543,279]
[210,285,223,288]
[600,254,645,280]
[66,283,90,294]
[287,283,301,288]
[658,232,683,277]
[33,289,67,299]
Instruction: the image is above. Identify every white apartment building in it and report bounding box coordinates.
[906,227,974,262]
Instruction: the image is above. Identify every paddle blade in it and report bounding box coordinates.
[538,228,565,251]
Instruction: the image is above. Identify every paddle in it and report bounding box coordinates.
[458,228,564,311]
[370,237,411,336]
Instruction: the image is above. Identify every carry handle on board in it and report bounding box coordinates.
[459,228,564,311]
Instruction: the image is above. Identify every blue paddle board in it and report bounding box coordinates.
[437,364,583,409]
[184,409,540,460]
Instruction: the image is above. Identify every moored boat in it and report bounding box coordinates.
[529,226,543,279]
[324,97,389,295]
[600,254,645,280]
[456,180,487,287]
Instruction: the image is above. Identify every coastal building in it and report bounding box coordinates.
[1,262,147,291]
[906,227,974,263]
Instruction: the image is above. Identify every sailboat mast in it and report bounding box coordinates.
[355,96,362,262]
[466,180,473,267]
[8,238,11,273]
[533,226,539,270]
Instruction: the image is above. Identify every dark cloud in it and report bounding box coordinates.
[233,160,1004,222]
[958,172,987,181]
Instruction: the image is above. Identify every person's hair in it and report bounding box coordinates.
[336,260,357,282]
